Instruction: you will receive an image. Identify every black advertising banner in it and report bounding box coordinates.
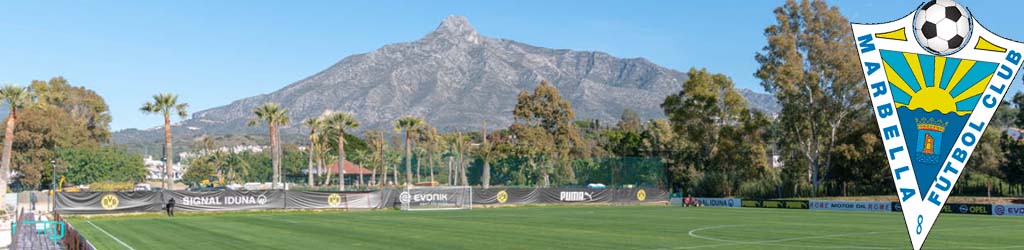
[742,200,763,208]
[612,188,668,203]
[165,190,285,211]
[891,202,991,215]
[473,188,540,205]
[764,200,809,209]
[941,203,991,215]
[286,191,392,209]
[55,191,163,214]
[537,188,613,203]
[398,187,472,210]
[741,200,808,209]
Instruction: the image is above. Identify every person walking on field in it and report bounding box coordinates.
[166,198,176,218]
[29,192,37,210]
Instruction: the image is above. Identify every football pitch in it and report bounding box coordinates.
[69,206,1024,250]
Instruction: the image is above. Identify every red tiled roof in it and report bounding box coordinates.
[326,160,374,175]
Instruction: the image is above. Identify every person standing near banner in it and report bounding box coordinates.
[166,197,176,218]
[29,192,37,210]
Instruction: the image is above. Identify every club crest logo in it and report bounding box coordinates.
[496,190,509,204]
[636,189,647,201]
[327,193,343,207]
[100,194,119,210]
[851,1,1023,249]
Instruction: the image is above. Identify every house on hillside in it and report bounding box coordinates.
[144,156,184,181]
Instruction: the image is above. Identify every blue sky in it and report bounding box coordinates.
[1,0,1021,130]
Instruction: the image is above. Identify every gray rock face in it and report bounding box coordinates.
[737,88,780,115]
[181,16,685,134]
[115,16,784,151]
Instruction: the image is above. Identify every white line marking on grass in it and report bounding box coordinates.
[87,220,136,250]
[678,225,888,249]
[671,224,1024,250]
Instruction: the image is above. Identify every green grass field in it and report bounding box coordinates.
[68,206,1024,250]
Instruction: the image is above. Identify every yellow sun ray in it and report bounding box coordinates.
[946,60,976,93]
[952,74,992,102]
[933,56,946,88]
[883,61,917,98]
[904,53,927,90]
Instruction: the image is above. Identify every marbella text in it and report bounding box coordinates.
[857,34,1021,207]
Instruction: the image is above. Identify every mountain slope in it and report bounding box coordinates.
[113,16,780,153]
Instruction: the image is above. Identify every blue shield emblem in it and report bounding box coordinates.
[851,1,1024,249]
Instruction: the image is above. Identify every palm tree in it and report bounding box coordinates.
[461,132,470,186]
[224,153,250,184]
[366,130,387,187]
[394,116,424,186]
[426,127,441,183]
[322,112,359,191]
[477,121,502,189]
[141,93,188,189]
[413,146,427,184]
[302,117,322,186]
[351,149,368,187]
[0,85,32,199]
[247,103,289,189]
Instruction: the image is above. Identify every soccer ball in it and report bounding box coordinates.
[913,0,972,55]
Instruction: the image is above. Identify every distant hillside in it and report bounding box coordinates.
[737,88,780,115]
[113,16,782,155]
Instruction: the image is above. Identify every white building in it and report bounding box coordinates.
[144,156,185,181]
[178,144,267,163]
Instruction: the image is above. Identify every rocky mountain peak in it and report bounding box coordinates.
[424,15,480,44]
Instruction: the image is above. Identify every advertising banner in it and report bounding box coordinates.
[55,191,164,214]
[809,200,890,212]
[695,198,742,207]
[992,204,1024,216]
[399,187,472,210]
[286,191,391,209]
[742,200,807,209]
[941,203,991,215]
[610,188,668,203]
[537,188,613,203]
[742,200,762,208]
[892,202,991,215]
[164,190,285,211]
[473,188,539,205]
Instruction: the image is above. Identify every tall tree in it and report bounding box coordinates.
[141,93,188,189]
[511,80,582,186]
[413,122,435,184]
[754,0,863,195]
[457,131,469,186]
[365,130,386,186]
[7,77,112,188]
[425,127,441,183]
[394,116,424,186]
[224,153,250,184]
[477,122,505,188]
[662,68,770,196]
[302,117,322,186]
[351,148,368,186]
[31,77,112,143]
[641,119,683,191]
[322,112,359,191]
[247,103,289,189]
[617,109,643,133]
[0,85,33,197]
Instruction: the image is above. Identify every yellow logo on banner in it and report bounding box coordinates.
[327,193,342,207]
[637,189,647,201]
[496,190,508,204]
[100,194,119,210]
